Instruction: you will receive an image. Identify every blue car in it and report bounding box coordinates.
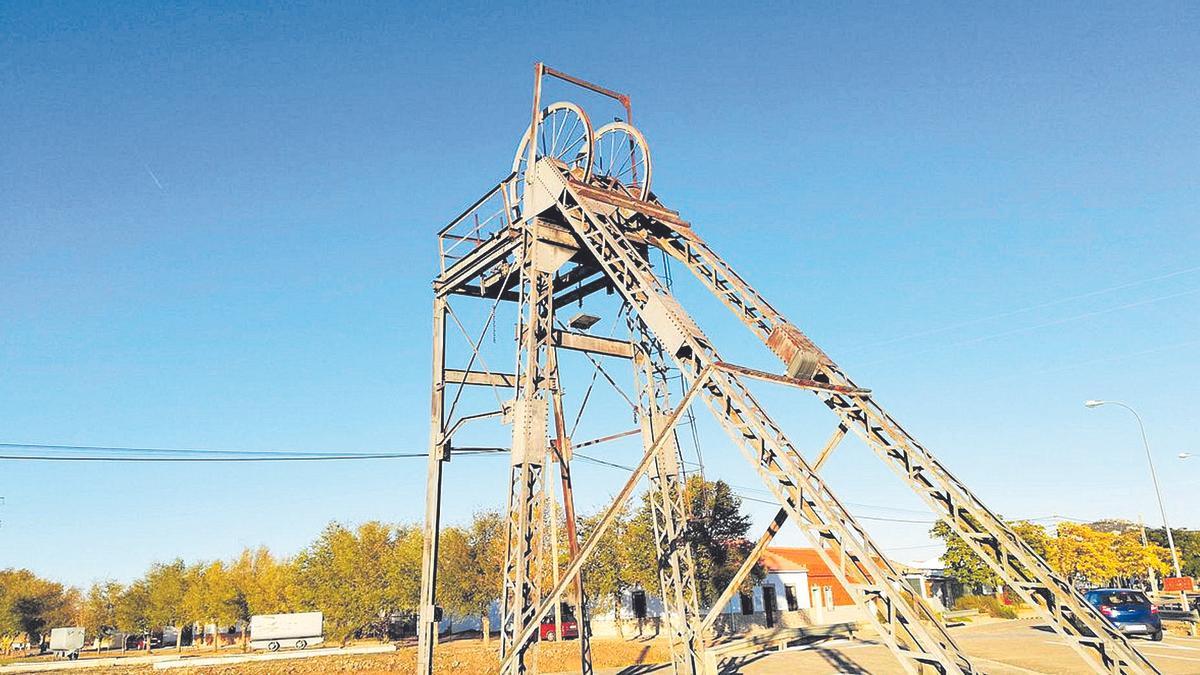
[1084,588,1163,641]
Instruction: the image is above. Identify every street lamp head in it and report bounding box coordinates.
[1084,400,1107,408]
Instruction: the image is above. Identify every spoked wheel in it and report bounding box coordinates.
[509,101,593,217]
[591,121,651,200]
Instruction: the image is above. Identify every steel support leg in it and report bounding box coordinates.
[546,345,593,675]
[501,219,572,674]
[417,297,449,675]
[633,336,704,675]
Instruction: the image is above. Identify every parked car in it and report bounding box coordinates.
[1084,588,1163,641]
[539,614,579,641]
[127,634,161,650]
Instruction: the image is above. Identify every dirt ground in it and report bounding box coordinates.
[6,622,1197,674]
[2,637,670,675]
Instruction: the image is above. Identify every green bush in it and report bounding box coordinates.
[954,594,1018,619]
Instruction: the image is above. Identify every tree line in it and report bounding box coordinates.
[931,519,1187,590]
[9,481,1188,654]
[1,478,758,652]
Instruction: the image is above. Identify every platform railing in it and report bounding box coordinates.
[437,172,518,273]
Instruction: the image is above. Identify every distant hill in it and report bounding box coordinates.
[1086,519,1141,534]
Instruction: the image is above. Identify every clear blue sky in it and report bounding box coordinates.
[2,2,1198,587]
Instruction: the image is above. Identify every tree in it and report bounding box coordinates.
[438,511,504,641]
[115,579,151,641]
[1047,523,1118,585]
[144,560,189,649]
[0,569,73,648]
[227,548,296,625]
[683,478,761,606]
[622,495,662,595]
[1010,521,1050,559]
[80,581,123,648]
[931,520,1000,590]
[293,521,422,644]
[578,505,632,636]
[180,561,239,650]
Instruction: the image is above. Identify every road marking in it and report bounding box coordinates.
[1140,642,1200,652]
[1134,651,1200,663]
[969,657,1049,674]
[1039,640,1200,665]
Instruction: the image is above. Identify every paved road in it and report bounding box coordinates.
[739,619,1200,674]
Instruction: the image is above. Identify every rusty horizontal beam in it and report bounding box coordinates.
[447,285,521,302]
[552,329,634,359]
[445,369,516,388]
[556,263,601,289]
[542,64,630,110]
[569,179,690,228]
[554,276,612,308]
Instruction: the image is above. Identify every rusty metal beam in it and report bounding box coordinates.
[713,361,869,396]
[553,276,612,308]
[416,297,449,675]
[552,329,634,359]
[570,178,689,228]
[644,182,1158,674]
[448,284,521,302]
[445,369,517,388]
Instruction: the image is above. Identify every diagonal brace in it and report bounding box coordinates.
[498,365,713,674]
[700,421,848,632]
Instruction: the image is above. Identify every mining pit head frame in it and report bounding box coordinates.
[416,62,1162,675]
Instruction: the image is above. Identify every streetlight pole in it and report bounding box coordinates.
[1084,400,1183,578]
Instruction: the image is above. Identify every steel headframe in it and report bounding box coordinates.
[417,64,1162,675]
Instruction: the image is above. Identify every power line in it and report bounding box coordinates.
[0,442,510,462]
[0,453,423,463]
[0,442,403,456]
[573,451,636,471]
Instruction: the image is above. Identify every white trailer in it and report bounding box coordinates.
[249,612,323,651]
[49,627,85,660]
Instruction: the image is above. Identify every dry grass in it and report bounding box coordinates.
[20,637,671,674]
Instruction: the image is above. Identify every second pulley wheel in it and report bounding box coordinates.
[591,121,651,200]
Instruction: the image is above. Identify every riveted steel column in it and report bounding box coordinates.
[416,296,449,675]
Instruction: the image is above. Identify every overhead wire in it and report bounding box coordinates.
[0,442,508,462]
